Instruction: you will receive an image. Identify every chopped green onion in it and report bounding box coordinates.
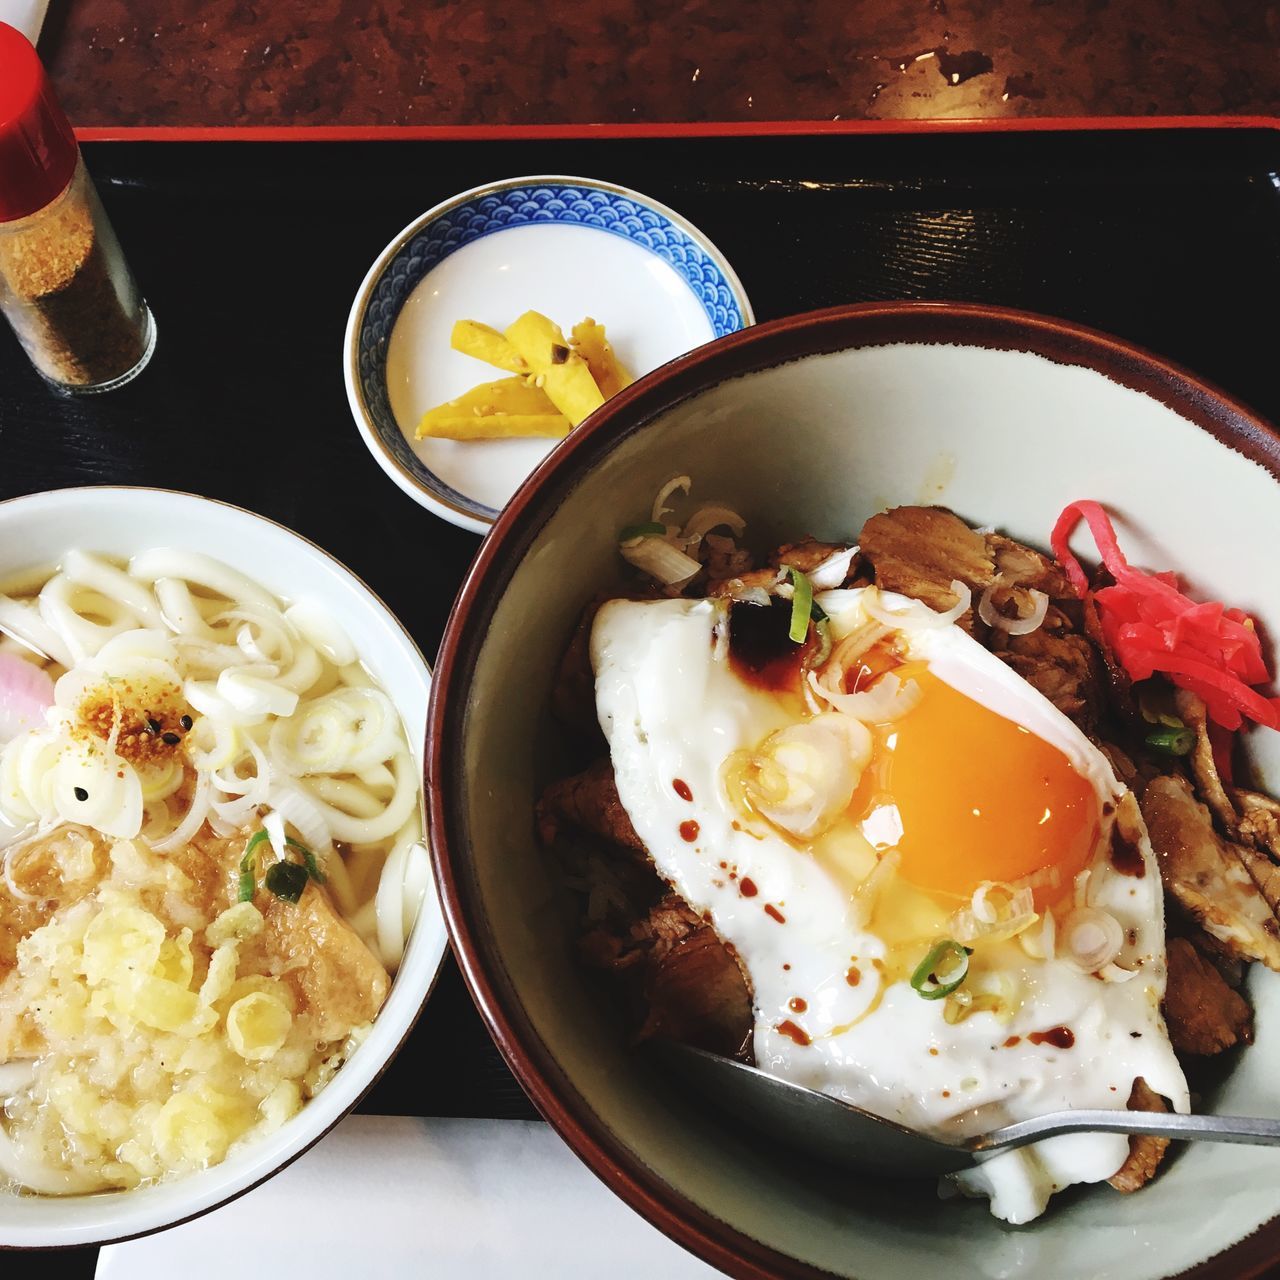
[787,568,813,644]
[237,829,271,903]
[1137,681,1184,729]
[285,836,326,883]
[243,830,270,860]
[942,990,973,1024]
[617,521,667,543]
[809,592,831,665]
[265,861,308,904]
[1145,726,1196,756]
[943,989,1009,1025]
[810,617,833,669]
[910,939,972,1001]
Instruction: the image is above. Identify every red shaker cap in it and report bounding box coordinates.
[0,21,78,222]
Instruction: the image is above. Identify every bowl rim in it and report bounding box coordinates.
[341,172,757,534]
[427,300,1280,1280]
[0,484,446,1250]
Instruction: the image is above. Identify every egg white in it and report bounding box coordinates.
[591,588,1189,1223]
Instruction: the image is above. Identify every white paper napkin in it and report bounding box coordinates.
[96,1115,725,1279]
[0,0,49,42]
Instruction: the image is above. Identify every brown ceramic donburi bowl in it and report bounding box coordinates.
[427,302,1280,1280]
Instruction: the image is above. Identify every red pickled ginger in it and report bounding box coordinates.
[1051,500,1280,732]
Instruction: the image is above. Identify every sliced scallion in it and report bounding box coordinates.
[1136,681,1184,729]
[285,835,326,883]
[787,567,813,644]
[910,939,972,1001]
[810,617,833,668]
[237,829,270,903]
[1145,726,1195,756]
[617,521,667,543]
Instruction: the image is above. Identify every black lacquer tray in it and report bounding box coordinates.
[5,124,1280,1275]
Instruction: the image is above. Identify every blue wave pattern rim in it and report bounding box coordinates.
[357,183,750,522]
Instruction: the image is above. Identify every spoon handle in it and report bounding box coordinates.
[973,1110,1280,1160]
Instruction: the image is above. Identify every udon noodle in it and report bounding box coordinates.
[0,549,429,1193]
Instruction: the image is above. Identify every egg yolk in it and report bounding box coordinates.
[870,667,1099,903]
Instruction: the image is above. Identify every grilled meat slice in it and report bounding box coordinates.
[1141,774,1280,970]
[552,601,605,738]
[706,565,783,599]
[636,923,754,1057]
[1176,691,1239,835]
[859,507,1105,727]
[984,533,1075,598]
[983,535,1075,599]
[770,538,857,577]
[1233,842,1280,916]
[537,758,646,856]
[1107,1078,1171,1193]
[702,536,757,587]
[858,506,996,623]
[581,892,753,1059]
[1233,789,1280,905]
[1080,593,1138,726]
[1162,936,1253,1056]
[1235,787,1280,858]
[988,613,1105,730]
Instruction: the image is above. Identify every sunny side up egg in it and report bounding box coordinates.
[591,586,1190,1223]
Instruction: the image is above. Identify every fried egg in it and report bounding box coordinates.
[591,586,1189,1223]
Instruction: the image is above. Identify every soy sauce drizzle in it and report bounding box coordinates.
[728,600,807,692]
[1028,1026,1075,1049]
[1109,824,1146,878]
[777,1019,811,1046]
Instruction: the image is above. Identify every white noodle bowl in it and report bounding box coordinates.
[0,549,424,980]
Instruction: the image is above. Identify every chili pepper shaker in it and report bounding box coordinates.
[0,22,155,393]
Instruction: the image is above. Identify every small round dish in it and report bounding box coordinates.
[0,487,447,1249]
[343,175,754,534]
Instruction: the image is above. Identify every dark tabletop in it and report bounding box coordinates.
[35,0,1280,130]
[8,123,1280,1277]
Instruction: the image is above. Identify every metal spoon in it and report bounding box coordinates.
[652,1041,1280,1178]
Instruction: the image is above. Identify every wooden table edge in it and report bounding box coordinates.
[72,114,1280,144]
